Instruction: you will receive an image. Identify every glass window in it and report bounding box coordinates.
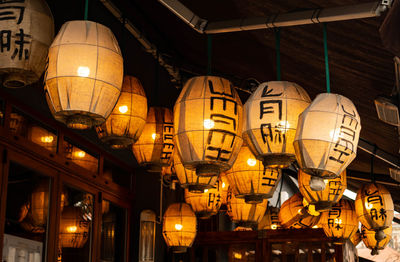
[103,160,132,189]
[63,138,98,173]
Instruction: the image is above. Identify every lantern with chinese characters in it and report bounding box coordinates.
[59,206,90,248]
[258,206,281,230]
[355,183,394,241]
[225,144,281,203]
[45,20,123,129]
[350,229,362,247]
[132,107,174,172]
[0,0,54,88]
[173,76,243,177]
[243,81,311,168]
[298,169,347,211]
[96,76,148,149]
[361,225,392,255]
[294,94,361,189]
[31,179,49,227]
[278,192,320,229]
[319,199,358,244]
[162,203,197,253]
[219,173,229,205]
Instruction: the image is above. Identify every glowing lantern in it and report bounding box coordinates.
[350,230,362,247]
[31,179,49,227]
[294,94,361,189]
[0,0,54,88]
[355,183,394,241]
[28,126,57,152]
[132,107,174,172]
[173,76,243,178]
[45,20,123,129]
[59,206,90,248]
[162,203,197,253]
[258,207,281,230]
[219,173,229,205]
[64,142,98,173]
[225,144,281,203]
[298,169,347,211]
[243,81,311,168]
[361,225,392,255]
[96,76,148,148]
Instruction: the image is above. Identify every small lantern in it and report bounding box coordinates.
[45,20,123,129]
[162,203,197,253]
[31,179,49,227]
[298,169,347,211]
[294,94,361,188]
[96,76,148,149]
[59,206,90,248]
[0,0,54,88]
[132,107,174,172]
[219,173,229,206]
[225,144,281,203]
[355,183,394,241]
[243,81,311,168]
[350,229,362,247]
[361,225,392,255]
[139,210,156,262]
[319,199,358,244]
[258,206,281,230]
[173,76,243,177]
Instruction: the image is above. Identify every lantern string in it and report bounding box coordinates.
[371,145,377,183]
[207,35,212,75]
[275,28,281,81]
[84,0,89,20]
[323,23,331,93]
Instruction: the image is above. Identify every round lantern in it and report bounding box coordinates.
[258,206,281,230]
[319,199,358,244]
[162,203,197,253]
[361,225,392,255]
[0,0,54,88]
[96,76,148,149]
[225,144,281,203]
[294,94,361,188]
[45,20,123,129]
[355,183,394,241]
[31,179,49,227]
[243,81,311,168]
[132,107,174,172]
[298,169,347,211]
[173,76,243,177]
[278,192,320,229]
[59,206,90,248]
[219,173,229,206]
[350,229,362,247]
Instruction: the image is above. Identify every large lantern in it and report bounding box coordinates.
[173,76,243,177]
[225,144,281,203]
[31,179,49,227]
[258,206,281,230]
[132,107,174,172]
[355,183,394,241]
[294,94,361,188]
[162,203,197,253]
[350,229,362,247]
[96,76,148,149]
[298,169,347,211]
[0,0,54,88]
[45,20,123,129]
[59,206,90,248]
[361,225,392,255]
[243,81,311,168]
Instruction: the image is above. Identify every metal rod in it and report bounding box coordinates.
[358,138,400,170]
[84,0,89,20]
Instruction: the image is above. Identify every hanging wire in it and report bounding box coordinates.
[84,0,89,20]
[275,28,281,81]
[323,23,331,93]
[207,35,212,75]
[371,145,377,183]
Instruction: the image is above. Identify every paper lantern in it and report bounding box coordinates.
[226,189,268,227]
[298,169,347,211]
[45,20,123,129]
[162,203,197,253]
[31,179,49,227]
[132,107,174,172]
[319,199,358,244]
[174,76,243,177]
[225,144,281,203]
[243,81,311,168]
[278,192,320,229]
[355,183,394,241]
[294,94,361,188]
[96,76,148,149]
[0,0,54,88]
[59,206,90,248]
[219,173,229,206]
[361,225,392,255]
[350,229,362,247]
[258,206,281,230]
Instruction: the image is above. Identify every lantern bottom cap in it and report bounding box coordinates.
[312,202,332,212]
[309,176,326,191]
[244,194,264,204]
[100,136,135,149]
[261,154,295,169]
[143,164,163,173]
[67,114,94,129]
[187,184,212,193]
[171,246,188,253]
[3,72,28,88]
[196,164,220,177]
[300,168,339,179]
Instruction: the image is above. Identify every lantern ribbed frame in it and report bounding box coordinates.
[361,225,392,255]
[219,173,229,206]
[31,179,49,227]
[162,203,197,253]
[258,207,281,230]
[59,206,90,248]
[350,230,362,247]
[243,81,311,168]
[96,76,147,149]
[45,20,123,129]
[173,76,243,177]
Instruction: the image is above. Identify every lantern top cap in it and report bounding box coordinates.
[140,210,156,221]
[164,202,195,216]
[121,75,146,96]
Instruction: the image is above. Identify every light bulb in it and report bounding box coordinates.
[203,119,215,129]
[329,128,341,143]
[222,182,226,189]
[271,224,277,230]
[151,133,157,140]
[233,253,242,259]
[247,158,257,166]
[77,66,90,77]
[40,136,54,143]
[365,202,373,210]
[74,151,86,158]
[174,224,183,230]
[66,226,77,233]
[118,105,128,114]
[275,121,290,133]
[204,189,209,193]
[312,225,318,229]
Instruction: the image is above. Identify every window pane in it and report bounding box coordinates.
[63,139,98,173]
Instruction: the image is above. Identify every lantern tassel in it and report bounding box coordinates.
[275,28,281,81]
[84,0,89,20]
[323,23,330,93]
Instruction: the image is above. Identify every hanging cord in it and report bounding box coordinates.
[275,28,281,81]
[275,172,284,208]
[207,35,212,75]
[371,145,377,183]
[84,0,89,20]
[323,23,331,93]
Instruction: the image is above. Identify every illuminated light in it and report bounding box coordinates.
[118,105,128,114]
[276,120,290,133]
[66,226,77,233]
[222,182,226,189]
[365,202,373,210]
[312,225,319,228]
[74,151,86,158]
[329,128,341,143]
[174,224,183,230]
[203,119,215,129]
[151,133,157,140]
[40,136,54,143]
[77,66,90,77]
[233,252,242,259]
[297,209,302,214]
[323,179,329,184]
[344,189,357,200]
[204,189,208,193]
[246,158,257,167]
[271,224,277,230]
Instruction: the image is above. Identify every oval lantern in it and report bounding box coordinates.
[31,179,49,227]
[361,225,392,255]
[132,107,174,172]
[355,183,394,241]
[173,76,243,177]
[294,94,361,188]
[45,20,123,129]
[0,0,54,88]
[59,206,90,248]
[319,199,358,244]
[96,76,147,149]
[162,203,197,253]
[243,81,311,168]
[350,229,362,247]
[225,144,282,204]
[278,192,320,229]
[298,169,347,211]
[258,206,281,230]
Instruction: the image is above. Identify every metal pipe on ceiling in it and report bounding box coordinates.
[358,138,400,170]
